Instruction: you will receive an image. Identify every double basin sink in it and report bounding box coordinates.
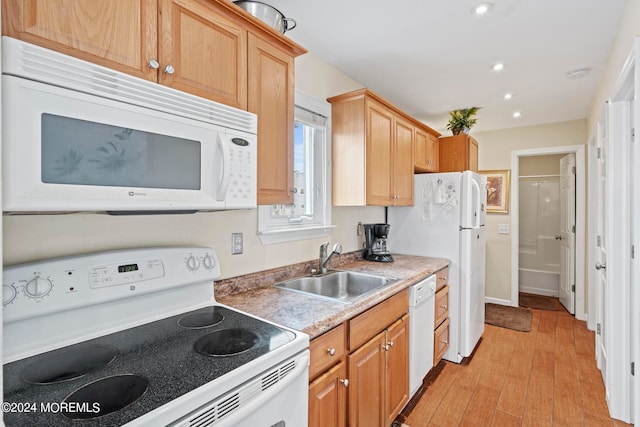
[274,270,398,304]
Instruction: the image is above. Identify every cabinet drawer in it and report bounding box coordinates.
[349,288,409,351]
[434,285,449,327]
[435,267,449,291]
[434,317,450,366]
[309,323,346,379]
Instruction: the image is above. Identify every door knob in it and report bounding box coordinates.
[595,262,607,270]
[555,235,563,240]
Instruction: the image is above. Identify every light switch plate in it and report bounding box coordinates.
[498,224,510,234]
[232,233,243,255]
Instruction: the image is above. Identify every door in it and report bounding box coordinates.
[309,362,347,427]
[348,331,386,427]
[559,154,576,313]
[595,113,608,386]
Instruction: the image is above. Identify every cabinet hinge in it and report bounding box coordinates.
[572,166,576,174]
[632,245,635,259]
[597,323,601,335]
[572,225,576,233]
[597,235,602,247]
[632,362,635,376]
[632,128,635,142]
[572,284,576,292]
[597,147,602,159]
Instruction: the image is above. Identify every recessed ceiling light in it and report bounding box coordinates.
[472,2,493,15]
[566,67,591,79]
[513,111,522,118]
[504,93,513,100]
[492,62,505,71]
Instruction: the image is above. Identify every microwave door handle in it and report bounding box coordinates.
[471,178,481,228]
[216,134,231,201]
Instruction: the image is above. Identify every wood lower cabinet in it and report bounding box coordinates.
[434,267,450,366]
[309,361,348,427]
[309,289,410,427]
[438,134,479,172]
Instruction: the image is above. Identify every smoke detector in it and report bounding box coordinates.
[566,68,591,80]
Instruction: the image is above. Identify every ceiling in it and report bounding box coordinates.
[266,0,627,133]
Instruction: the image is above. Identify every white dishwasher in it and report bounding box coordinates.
[409,274,437,398]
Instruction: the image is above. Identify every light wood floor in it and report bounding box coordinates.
[404,300,633,427]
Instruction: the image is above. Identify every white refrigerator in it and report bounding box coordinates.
[389,171,487,363]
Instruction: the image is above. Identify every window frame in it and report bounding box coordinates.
[257,91,334,244]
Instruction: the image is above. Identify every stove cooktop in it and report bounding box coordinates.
[3,305,297,426]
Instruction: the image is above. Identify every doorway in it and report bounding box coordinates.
[509,145,586,320]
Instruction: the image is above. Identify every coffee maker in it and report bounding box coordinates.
[364,223,394,262]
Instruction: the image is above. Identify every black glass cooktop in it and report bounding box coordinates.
[3,305,297,426]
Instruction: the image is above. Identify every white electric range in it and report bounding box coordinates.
[2,246,309,426]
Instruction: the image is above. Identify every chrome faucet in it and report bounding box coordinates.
[319,242,342,274]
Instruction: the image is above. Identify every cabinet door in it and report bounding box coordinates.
[309,362,347,427]
[159,0,247,108]
[2,0,158,81]
[426,133,440,172]
[414,127,429,172]
[365,100,394,206]
[385,315,410,426]
[348,331,386,427]
[393,116,414,206]
[469,137,479,172]
[248,33,295,205]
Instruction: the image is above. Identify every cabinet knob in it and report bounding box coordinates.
[440,339,448,344]
[340,378,349,388]
[148,59,160,69]
[439,304,448,310]
[595,262,607,270]
[327,348,336,356]
[387,341,394,348]
[164,64,175,75]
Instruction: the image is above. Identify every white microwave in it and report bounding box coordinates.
[2,37,257,213]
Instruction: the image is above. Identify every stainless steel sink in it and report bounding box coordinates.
[274,270,398,304]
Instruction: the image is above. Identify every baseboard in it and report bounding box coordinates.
[485,296,513,306]
[519,286,558,297]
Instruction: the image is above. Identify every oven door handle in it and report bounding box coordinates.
[214,350,310,427]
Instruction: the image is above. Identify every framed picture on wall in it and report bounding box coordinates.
[479,169,511,213]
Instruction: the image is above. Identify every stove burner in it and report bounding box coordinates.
[178,307,224,329]
[21,345,119,385]
[194,328,261,357]
[62,374,148,420]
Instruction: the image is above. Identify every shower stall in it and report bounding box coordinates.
[518,155,563,296]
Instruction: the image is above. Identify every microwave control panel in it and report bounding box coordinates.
[225,135,256,208]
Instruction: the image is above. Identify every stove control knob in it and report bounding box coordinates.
[24,276,53,299]
[186,255,200,271]
[3,284,17,306]
[202,255,216,270]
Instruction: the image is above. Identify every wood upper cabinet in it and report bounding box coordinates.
[248,33,295,205]
[2,0,158,81]
[415,128,440,173]
[329,89,420,206]
[309,361,347,427]
[438,134,479,172]
[159,0,247,108]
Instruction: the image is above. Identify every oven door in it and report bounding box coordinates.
[166,351,309,427]
[2,75,228,212]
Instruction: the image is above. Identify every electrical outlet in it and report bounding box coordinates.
[232,233,243,255]
[498,224,510,234]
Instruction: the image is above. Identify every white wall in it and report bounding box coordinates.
[2,52,385,278]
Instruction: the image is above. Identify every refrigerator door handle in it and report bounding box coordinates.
[471,178,482,228]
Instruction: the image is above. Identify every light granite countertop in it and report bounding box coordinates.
[217,254,449,339]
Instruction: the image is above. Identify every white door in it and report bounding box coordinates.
[559,154,576,313]
[595,111,608,386]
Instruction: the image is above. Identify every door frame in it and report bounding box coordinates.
[509,145,586,321]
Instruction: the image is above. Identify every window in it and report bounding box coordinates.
[258,91,334,243]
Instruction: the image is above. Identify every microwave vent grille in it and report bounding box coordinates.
[2,37,257,135]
